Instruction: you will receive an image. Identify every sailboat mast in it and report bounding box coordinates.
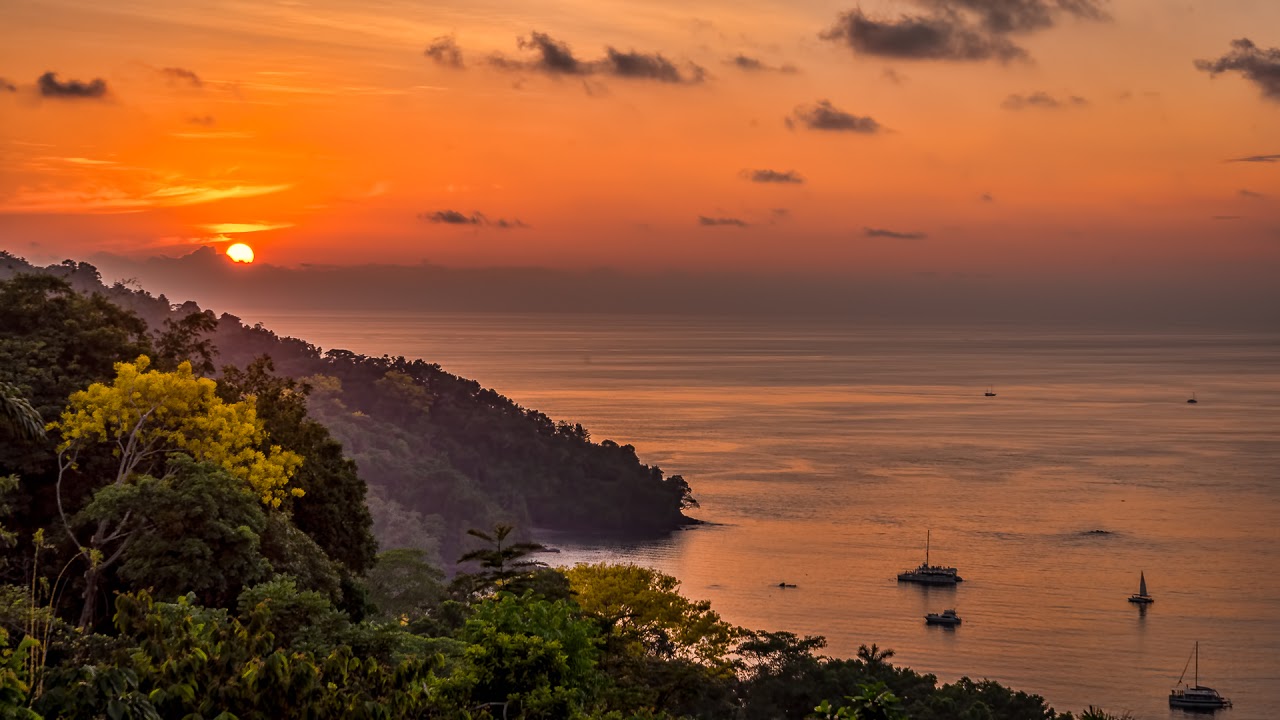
[926,530,930,566]
[1195,642,1199,687]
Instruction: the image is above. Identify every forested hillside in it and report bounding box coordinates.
[0,253,697,564]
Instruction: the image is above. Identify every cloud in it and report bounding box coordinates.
[981,192,995,202]
[1226,153,1280,163]
[1211,215,1241,221]
[745,169,805,184]
[37,71,107,99]
[425,35,465,68]
[187,115,215,126]
[484,32,705,84]
[202,222,294,234]
[864,226,927,239]
[1,78,15,92]
[1195,38,1280,101]
[160,67,203,88]
[727,54,799,73]
[788,100,881,133]
[698,216,749,227]
[603,47,704,83]
[418,210,527,228]
[1239,189,1267,199]
[821,0,1107,63]
[1002,91,1088,109]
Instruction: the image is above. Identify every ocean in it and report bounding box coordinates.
[247,311,1280,719]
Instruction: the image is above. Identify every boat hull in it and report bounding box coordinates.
[1128,595,1154,604]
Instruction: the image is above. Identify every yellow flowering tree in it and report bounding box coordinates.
[50,355,303,628]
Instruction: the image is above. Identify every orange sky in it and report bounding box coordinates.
[1,0,1278,280]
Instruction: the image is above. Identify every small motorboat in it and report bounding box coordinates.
[925,609,962,626]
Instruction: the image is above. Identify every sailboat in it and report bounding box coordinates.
[1187,392,1198,404]
[897,530,963,585]
[1169,642,1232,710]
[1127,571,1154,604]
[984,386,997,397]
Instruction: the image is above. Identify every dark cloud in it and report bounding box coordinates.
[188,115,215,126]
[1002,91,1088,109]
[1239,189,1267,199]
[1195,38,1280,101]
[425,35,465,68]
[821,9,1026,62]
[699,216,749,227]
[161,67,203,87]
[1226,153,1280,163]
[1212,215,1241,221]
[604,47,704,83]
[419,210,527,228]
[37,71,107,99]
[727,54,799,73]
[864,227,927,239]
[789,100,881,133]
[745,169,805,184]
[821,0,1108,63]
[485,32,705,83]
[1,78,15,92]
[981,192,995,202]
[421,210,482,225]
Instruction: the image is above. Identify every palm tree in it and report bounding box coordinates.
[856,643,896,666]
[0,382,45,441]
[456,524,549,593]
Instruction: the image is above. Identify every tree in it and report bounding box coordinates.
[812,681,906,720]
[78,455,270,608]
[218,357,377,573]
[365,549,446,623]
[565,563,739,669]
[153,308,218,375]
[50,356,303,627]
[0,383,45,443]
[455,524,549,595]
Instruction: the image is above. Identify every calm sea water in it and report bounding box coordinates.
[249,311,1280,719]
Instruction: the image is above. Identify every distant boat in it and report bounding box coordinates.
[898,530,963,585]
[1128,571,1154,605]
[1187,393,1198,404]
[924,608,962,626]
[1169,642,1232,710]
[984,386,997,397]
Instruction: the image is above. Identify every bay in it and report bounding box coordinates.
[247,310,1280,719]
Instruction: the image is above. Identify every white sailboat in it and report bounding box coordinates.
[1169,642,1232,710]
[1127,571,1154,604]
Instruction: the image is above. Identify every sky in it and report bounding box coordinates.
[1,0,1278,318]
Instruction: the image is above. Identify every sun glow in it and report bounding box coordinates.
[225,243,255,263]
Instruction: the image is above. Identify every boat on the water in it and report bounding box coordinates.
[1128,571,1154,605]
[1169,642,1231,710]
[898,530,963,585]
[984,386,997,397]
[924,608,961,626]
[1187,392,1198,404]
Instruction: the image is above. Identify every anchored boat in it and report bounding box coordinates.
[897,530,963,585]
[1127,571,1154,605]
[1169,642,1232,710]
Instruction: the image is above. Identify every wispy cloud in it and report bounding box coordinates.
[0,78,15,93]
[202,222,294,234]
[726,54,798,74]
[425,35,465,68]
[1195,38,1280,101]
[744,169,805,184]
[171,131,255,140]
[1239,189,1267,199]
[160,67,203,88]
[418,209,528,228]
[864,226,927,239]
[37,71,107,99]
[1226,153,1280,163]
[698,216,749,227]
[464,31,706,84]
[788,100,881,133]
[1002,91,1088,110]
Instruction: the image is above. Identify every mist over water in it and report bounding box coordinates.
[253,311,1280,719]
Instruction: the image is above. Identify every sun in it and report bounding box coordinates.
[225,243,255,263]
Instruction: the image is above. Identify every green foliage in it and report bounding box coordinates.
[365,549,446,623]
[154,308,218,375]
[452,592,604,719]
[811,681,906,720]
[77,456,269,607]
[0,383,45,443]
[218,357,377,573]
[0,628,42,720]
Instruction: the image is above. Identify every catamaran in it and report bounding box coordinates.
[1169,642,1232,710]
[898,530,963,585]
[1127,571,1154,604]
